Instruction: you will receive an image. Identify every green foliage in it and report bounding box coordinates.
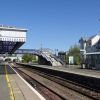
[66,44,81,65]
[22,54,37,63]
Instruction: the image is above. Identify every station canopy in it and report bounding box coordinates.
[0,25,27,54]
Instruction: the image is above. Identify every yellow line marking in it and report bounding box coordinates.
[5,64,15,100]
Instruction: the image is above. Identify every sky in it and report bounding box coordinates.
[0,0,100,51]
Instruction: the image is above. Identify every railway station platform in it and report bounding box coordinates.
[37,65,100,79]
[36,65,100,79]
[18,63,100,79]
[0,63,45,100]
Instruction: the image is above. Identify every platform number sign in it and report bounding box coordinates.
[69,56,74,64]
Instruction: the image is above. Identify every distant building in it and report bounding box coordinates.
[79,35,100,53]
[79,35,100,69]
[58,51,67,63]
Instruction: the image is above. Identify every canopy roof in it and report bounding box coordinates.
[0,25,27,54]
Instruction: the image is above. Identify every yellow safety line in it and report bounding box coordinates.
[5,64,15,100]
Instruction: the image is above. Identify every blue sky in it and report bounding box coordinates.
[0,0,100,51]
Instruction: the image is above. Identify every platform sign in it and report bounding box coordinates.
[69,56,74,64]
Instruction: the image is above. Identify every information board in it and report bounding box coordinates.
[69,56,74,64]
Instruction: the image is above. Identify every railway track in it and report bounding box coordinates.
[15,67,62,100]
[24,67,100,99]
[13,64,100,100]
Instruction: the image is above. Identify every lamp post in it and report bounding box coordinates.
[40,41,43,52]
[55,49,58,56]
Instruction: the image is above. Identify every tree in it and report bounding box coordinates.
[66,44,81,65]
[22,54,38,63]
[22,54,33,63]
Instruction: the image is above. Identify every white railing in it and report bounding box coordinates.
[40,48,63,66]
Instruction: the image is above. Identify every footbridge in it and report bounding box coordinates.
[14,48,65,66]
[0,25,64,66]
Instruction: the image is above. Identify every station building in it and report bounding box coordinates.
[79,35,100,69]
[58,51,67,63]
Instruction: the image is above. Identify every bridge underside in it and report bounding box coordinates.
[38,55,52,65]
[0,26,27,54]
[0,41,24,54]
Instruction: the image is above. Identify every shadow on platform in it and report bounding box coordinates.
[0,65,16,74]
